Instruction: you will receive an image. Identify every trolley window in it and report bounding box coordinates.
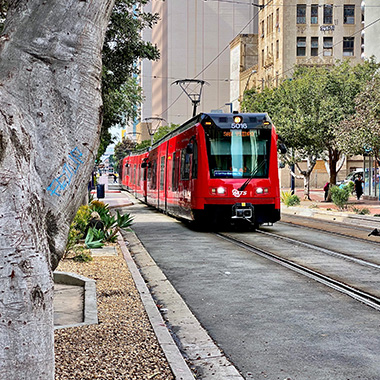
[172,152,180,191]
[204,127,271,179]
[151,160,157,189]
[192,141,198,179]
[181,150,191,180]
[160,156,165,190]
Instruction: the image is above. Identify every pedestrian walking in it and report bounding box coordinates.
[354,175,364,200]
[323,182,330,201]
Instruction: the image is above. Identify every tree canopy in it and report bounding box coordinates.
[98,0,160,159]
[241,59,380,197]
[338,73,380,163]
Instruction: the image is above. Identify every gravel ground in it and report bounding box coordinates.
[54,245,175,380]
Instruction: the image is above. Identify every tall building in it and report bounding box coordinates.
[257,0,363,88]
[140,0,261,127]
[362,0,380,61]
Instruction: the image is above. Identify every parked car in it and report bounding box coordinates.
[336,169,363,186]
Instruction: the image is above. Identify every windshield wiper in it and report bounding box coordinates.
[238,160,267,192]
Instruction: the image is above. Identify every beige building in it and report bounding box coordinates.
[230,34,259,111]
[231,1,364,188]
[256,0,363,89]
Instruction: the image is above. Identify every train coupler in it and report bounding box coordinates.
[232,202,254,220]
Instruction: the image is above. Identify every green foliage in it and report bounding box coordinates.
[114,137,136,165]
[337,69,380,163]
[153,124,179,143]
[330,182,354,210]
[65,227,82,256]
[73,252,93,263]
[98,0,160,159]
[351,206,370,215]
[280,191,300,207]
[241,60,380,187]
[65,205,91,255]
[135,140,152,151]
[72,205,92,237]
[85,228,105,249]
[89,200,133,242]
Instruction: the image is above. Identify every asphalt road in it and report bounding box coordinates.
[126,202,380,380]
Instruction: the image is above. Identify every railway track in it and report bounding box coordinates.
[217,226,380,312]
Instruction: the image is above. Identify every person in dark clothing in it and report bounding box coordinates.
[323,182,330,201]
[354,175,364,200]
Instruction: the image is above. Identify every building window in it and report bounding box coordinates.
[344,5,355,24]
[343,37,354,56]
[323,4,333,24]
[323,37,333,56]
[311,37,319,56]
[297,4,306,24]
[311,4,319,24]
[276,8,279,27]
[261,20,264,37]
[276,39,279,59]
[261,49,264,67]
[270,13,273,33]
[297,37,306,56]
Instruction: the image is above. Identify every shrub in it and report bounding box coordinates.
[89,200,109,219]
[280,191,300,207]
[64,227,82,256]
[65,199,134,254]
[351,206,370,215]
[330,182,354,210]
[73,252,93,263]
[85,227,104,249]
[72,205,91,237]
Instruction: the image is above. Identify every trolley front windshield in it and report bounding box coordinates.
[204,122,271,179]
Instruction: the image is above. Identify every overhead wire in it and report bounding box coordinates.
[157,1,269,118]
[156,0,380,118]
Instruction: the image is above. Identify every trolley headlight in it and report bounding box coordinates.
[233,115,243,124]
[210,187,227,195]
[256,187,269,194]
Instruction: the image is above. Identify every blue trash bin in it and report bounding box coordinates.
[96,184,105,199]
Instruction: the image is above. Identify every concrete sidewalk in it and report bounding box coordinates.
[54,182,380,377]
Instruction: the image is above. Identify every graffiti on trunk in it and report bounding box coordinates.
[47,147,84,196]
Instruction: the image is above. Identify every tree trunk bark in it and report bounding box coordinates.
[0,0,114,378]
[295,157,316,200]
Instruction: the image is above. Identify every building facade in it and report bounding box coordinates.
[139,0,260,128]
[257,0,363,88]
[363,0,380,62]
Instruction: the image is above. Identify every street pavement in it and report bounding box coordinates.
[54,182,380,378]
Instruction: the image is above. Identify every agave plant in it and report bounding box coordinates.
[84,227,104,249]
[104,211,134,242]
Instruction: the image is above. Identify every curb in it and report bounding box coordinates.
[53,271,98,330]
[281,206,380,229]
[117,234,195,380]
[120,229,245,380]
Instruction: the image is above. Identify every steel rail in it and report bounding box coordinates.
[257,229,380,271]
[216,233,380,312]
